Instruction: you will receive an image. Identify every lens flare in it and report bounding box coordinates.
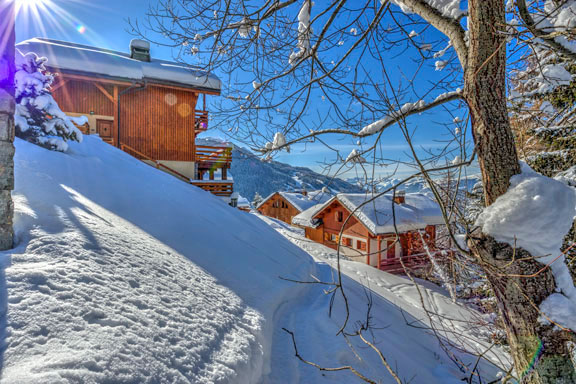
[14,0,103,47]
[14,0,53,16]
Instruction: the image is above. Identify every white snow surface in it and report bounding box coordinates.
[1,136,509,383]
[476,163,576,332]
[1,137,314,383]
[16,38,221,92]
[259,215,511,377]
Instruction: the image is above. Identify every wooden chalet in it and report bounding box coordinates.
[16,38,233,197]
[257,190,332,225]
[292,192,447,274]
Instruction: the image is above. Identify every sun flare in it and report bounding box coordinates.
[15,0,53,14]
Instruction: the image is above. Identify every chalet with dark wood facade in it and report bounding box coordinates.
[16,37,233,197]
[257,190,332,225]
[292,192,446,273]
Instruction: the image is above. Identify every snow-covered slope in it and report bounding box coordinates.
[1,137,504,383]
[231,146,363,201]
[1,137,315,383]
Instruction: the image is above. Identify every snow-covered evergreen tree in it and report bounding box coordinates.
[14,51,85,152]
[252,191,263,208]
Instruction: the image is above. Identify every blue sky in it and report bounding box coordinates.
[15,0,476,180]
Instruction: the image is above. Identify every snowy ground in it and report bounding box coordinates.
[0,137,508,383]
[258,215,512,379]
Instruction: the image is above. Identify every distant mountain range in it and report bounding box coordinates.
[344,175,482,196]
[231,146,364,201]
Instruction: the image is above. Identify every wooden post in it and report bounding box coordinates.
[113,85,119,147]
[209,169,215,180]
[222,167,227,180]
[366,237,371,266]
[377,235,382,269]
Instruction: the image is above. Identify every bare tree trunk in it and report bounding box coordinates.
[465,0,575,382]
[0,1,15,250]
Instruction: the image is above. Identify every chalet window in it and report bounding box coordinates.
[342,237,352,247]
[330,233,339,243]
[336,211,343,222]
[357,240,367,251]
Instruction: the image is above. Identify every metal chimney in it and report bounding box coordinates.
[130,39,151,62]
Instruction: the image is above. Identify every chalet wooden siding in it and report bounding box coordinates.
[121,87,198,162]
[52,80,115,116]
[305,227,323,243]
[51,77,200,162]
[257,194,301,224]
[319,201,370,244]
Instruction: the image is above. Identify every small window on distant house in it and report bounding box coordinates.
[330,233,339,243]
[357,240,367,251]
[343,237,352,247]
[336,211,343,222]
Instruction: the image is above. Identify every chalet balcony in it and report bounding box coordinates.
[194,110,209,132]
[379,250,451,274]
[193,143,234,197]
[196,145,232,168]
[190,181,234,197]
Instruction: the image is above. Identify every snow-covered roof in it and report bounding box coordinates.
[16,38,221,92]
[291,203,326,228]
[258,190,332,212]
[312,193,445,235]
[279,191,332,212]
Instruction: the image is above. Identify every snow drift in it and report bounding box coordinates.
[1,136,505,383]
[1,137,314,383]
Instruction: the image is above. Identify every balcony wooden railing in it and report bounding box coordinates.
[190,181,234,196]
[379,250,452,274]
[195,110,209,132]
[196,145,233,168]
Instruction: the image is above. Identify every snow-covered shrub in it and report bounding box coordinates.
[14,51,85,152]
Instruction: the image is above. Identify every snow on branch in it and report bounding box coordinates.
[289,0,312,66]
[345,149,367,164]
[476,162,576,332]
[358,89,462,137]
[517,0,576,60]
[391,0,465,19]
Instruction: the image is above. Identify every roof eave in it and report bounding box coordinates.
[51,67,222,95]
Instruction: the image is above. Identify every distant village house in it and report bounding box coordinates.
[257,190,332,225]
[292,192,447,273]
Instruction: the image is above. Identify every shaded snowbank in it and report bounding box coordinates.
[1,137,314,383]
[1,136,506,383]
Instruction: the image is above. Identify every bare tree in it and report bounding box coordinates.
[133,0,576,382]
[0,0,15,251]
